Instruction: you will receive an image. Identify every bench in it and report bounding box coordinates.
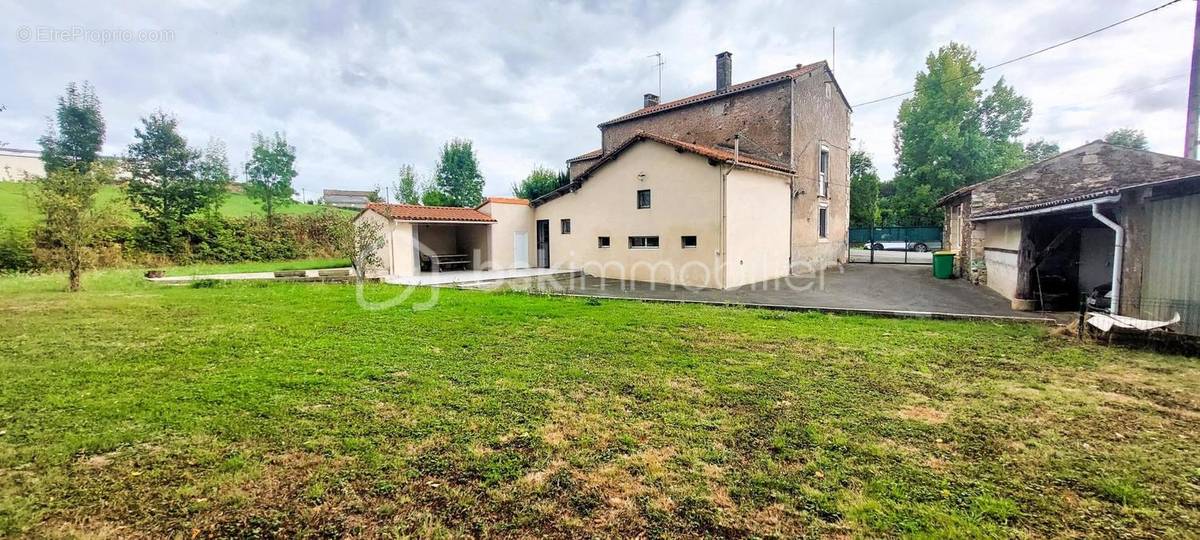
[427,254,471,272]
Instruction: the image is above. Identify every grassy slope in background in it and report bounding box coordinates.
[0,181,351,230]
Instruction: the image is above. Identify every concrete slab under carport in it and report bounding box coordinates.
[546,263,1058,322]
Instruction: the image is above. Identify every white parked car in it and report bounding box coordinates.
[863,240,941,252]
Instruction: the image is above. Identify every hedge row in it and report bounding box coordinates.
[0,210,351,272]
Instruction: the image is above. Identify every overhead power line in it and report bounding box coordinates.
[852,0,1185,108]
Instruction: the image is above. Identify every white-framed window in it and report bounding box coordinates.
[637,189,651,209]
[818,206,828,239]
[628,236,659,249]
[560,219,571,234]
[681,235,697,248]
[598,236,611,248]
[818,147,829,198]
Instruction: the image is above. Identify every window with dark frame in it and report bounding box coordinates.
[681,235,697,248]
[598,236,610,248]
[818,207,828,239]
[637,189,651,209]
[818,148,829,198]
[628,236,659,249]
[560,219,571,234]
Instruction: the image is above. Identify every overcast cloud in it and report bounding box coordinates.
[1,0,1195,198]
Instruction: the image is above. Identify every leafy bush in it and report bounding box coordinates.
[0,226,36,272]
[4,208,349,272]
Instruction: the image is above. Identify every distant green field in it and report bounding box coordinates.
[0,181,350,230]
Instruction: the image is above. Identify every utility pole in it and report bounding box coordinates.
[832,27,836,71]
[1187,0,1200,158]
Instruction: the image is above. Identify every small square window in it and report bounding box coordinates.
[629,236,659,249]
[598,236,610,248]
[681,235,697,248]
[818,207,828,239]
[637,189,651,209]
[560,219,571,234]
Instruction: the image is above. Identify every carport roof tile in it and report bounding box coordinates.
[365,202,497,223]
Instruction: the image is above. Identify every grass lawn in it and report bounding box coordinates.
[0,181,350,230]
[0,270,1197,537]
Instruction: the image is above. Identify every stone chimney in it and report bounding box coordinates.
[644,93,660,108]
[716,51,732,92]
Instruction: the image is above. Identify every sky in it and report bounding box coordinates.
[1,0,1195,199]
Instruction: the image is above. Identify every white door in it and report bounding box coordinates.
[513,231,529,269]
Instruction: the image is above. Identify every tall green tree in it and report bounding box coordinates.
[433,138,484,207]
[127,111,224,253]
[38,81,105,174]
[35,82,109,290]
[1104,128,1149,150]
[394,164,420,204]
[1023,139,1060,163]
[195,137,234,211]
[244,131,297,223]
[849,150,881,228]
[512,166,566,201]
[888,42,1032,225]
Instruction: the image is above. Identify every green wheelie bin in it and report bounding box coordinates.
[932,251,955,279]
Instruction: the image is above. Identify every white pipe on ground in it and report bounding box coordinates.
[1091,199,1124,315]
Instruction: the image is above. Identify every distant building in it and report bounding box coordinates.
[321,189,377,209]
[0,146,131,182]
[0,148,45,181]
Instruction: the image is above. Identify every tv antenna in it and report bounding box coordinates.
[647,52,664,96]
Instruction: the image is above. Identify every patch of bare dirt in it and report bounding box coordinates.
[897,405,949,424]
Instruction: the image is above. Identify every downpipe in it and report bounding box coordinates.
[1090,199,1124,315]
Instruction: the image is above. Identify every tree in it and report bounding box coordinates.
[512,166,566,201]
[1023,139,1060,163]
[38,82,105,174]
[420,185,452,207]
[432,138,484,207]
[394,164,421,204]
[1104,128,1149,150]
[342,218,385,283]
[244,131,297,223]
[887,42,1033,225]
[35,164,113,291]
[849,150,881,228]
[34,82,110,291]
[195,137,234,211]
[127,111,224,253]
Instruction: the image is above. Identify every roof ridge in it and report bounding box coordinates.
[533,132,794,206]
[598,61,826,127]
[937,140,1200,206]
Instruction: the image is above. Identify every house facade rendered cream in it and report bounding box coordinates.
[355,52,851,289]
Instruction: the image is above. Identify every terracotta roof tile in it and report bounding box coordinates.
[599,62,827,127]
[533,132,794,206]
[365,203,496,223]
[566,149,602,163]
[477,196,529,207]
[634,133,793,173]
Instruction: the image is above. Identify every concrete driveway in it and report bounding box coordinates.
[547,263,1051,321]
